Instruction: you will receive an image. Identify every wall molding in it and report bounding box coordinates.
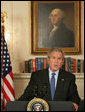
[13,73,84,79]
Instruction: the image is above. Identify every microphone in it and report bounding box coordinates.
[27,84,38,99]
[38,83,48,98]
[28,83,48,99]
[33,85,38,97]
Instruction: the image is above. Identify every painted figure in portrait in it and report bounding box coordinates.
[42,8,75,48]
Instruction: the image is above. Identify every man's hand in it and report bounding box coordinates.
[73,102,78,111]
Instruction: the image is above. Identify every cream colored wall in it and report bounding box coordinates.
[1,1,84,74]
[1,1,30,73]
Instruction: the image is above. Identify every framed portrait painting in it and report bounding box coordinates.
[31,1,81,55]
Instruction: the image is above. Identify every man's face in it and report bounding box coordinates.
[47,51,64,72]
[50,10,61,25]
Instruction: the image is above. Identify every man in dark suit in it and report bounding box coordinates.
[18,48,80,111]
[43,8,75,48]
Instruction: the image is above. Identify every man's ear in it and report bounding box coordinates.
[61,59,64,65]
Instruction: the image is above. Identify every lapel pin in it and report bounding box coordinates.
[61,79,64,81]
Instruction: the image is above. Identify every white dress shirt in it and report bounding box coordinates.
[48,68,60,88]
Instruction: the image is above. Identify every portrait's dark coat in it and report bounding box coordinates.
[43,23,75,48]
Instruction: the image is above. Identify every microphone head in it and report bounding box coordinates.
[28,85,38,97]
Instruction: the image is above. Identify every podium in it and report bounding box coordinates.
[5,101,75,111]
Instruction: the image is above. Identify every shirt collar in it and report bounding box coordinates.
[48,68,60,76]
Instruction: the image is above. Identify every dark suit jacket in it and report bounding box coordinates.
[18,68,80,105]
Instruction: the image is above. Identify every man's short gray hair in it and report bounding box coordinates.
[47,48,64,60]
[49,8,64,20]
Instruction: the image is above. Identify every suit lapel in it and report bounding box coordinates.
[44,69,52,100]
[54,69,65,100]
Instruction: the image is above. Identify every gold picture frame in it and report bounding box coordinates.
[31,1,81,55]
